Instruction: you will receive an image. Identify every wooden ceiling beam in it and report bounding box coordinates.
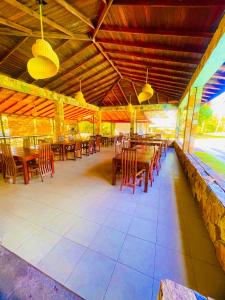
[0,29,90,40]
[54,0,94,29]
[97,38,203,54]
[87,91,109,102]
[16,98,45,115]
[93,41,122,78]
[124,77,185,91]
[120,69,189,83]
[4,0,76,37]
[0,16,32,34]
[60,63,111,94]
[105,49,199,66]
[86,83,114,99]
[93,0,114,39]
[37,106,55,117]
[71,73,118,96]
[114,60,193,74]
[112,89,123,105]
[118,66,191,81]
[131,81,139,104]
[42,43,93,87]
[118,82,129,104]
[0,37,28,65]
[100,25,213,39]
[123,74,187,87]
[50,53,103,91]
[67,70,117,96]
[123,71,189,86]
[112,0,225,7]
[82,78,118,98]
[101,78,121,105]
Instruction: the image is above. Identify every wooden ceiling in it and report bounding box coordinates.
[0,0,224,115]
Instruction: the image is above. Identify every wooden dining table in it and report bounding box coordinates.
[11,147,54,184]
[130,139,164,147]
[112,147,155,193]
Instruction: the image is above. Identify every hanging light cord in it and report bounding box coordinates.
[39,1,44,40]
[146,68,148,84]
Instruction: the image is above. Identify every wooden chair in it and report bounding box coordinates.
[74,141,82,159]
[30,143,53,182]
[154,145,162,175]
[120,148,146,194]
[95,137,101,152]
[0,144,23,184]
[149,152,156,186]
[51,144,62,160]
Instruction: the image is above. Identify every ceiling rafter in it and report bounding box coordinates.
[62,65,114,97]
[118,66,191,81]
[112,0,225,7]
[0,37,28,65]
[0,29,90,40]
[42,43,93,87]
[93,0,114,39]
[48,53,102,91]
[131,81,139,104]
[97,38,203,54]
[83,77,118,96]
[71,72,118,96]
[0,16,32,34]
[4,0,77,37]
[93,41,122,78]
[105,49,198,66]
[118,82,129,104]
[114,61,193,75]
[15,98,45,115]
[112,89,123,105]
[54,0,94,29]
[101,78,121,105]
[60,64,112,94]
[100,25,213,38]
[120,69,189,83]
[123,74,187,87]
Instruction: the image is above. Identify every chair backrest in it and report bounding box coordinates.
[75,141,82,150]
[38,143,52,175]
[121,148,137,183]
[123,140,131,148]
[115,142,122,155]
[0,143,16,176]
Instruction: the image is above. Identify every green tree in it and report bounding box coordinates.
[198,104,213,133]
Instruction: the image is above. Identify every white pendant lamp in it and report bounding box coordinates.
[138,68,154,103]
[75,79,86,104]
[27,0,59,80]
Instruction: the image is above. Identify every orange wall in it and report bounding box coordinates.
[7,115,53,136]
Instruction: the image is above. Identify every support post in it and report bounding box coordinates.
[130,106,136,136]
[54,99,65,140]
[183,86,203,152]
[95,111,102,135]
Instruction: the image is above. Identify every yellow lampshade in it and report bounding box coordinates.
[138,83,154,103]
[75,91,86,104]
[27,39,59,80]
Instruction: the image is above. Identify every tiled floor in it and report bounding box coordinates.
[0,147,225,300]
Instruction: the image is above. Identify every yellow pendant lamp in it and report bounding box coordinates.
[75,79,86,104]
[138,68,154,103]
[27,0,59,80]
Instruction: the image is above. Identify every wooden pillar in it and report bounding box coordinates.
[183,86,203,152]
[130,105,136,135]
[54,99,65,140]
[0,114,9,137]
[95,111,102,135]
[175,107,183,140]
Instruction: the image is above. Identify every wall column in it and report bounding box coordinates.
[95,111,102,135]
[183,86,203,152]
[130,106,136,135]
[54,99,65,140]
[175,107,183,140]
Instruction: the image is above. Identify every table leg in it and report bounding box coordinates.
[22,159,29,184]
[144,164,149,193]
[112,158,117,185]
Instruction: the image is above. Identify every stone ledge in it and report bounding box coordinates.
[174,142,225,272]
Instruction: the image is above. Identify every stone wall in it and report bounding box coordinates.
[174,142,225,272]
